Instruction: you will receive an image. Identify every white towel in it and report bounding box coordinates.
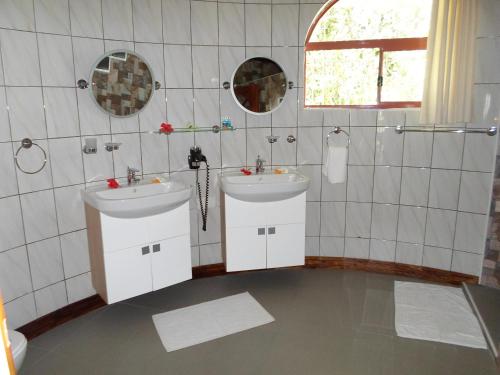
[322,145,347,184]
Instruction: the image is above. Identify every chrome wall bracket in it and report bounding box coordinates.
[77,79,88,89]
[105,142,121,152]
[266,135,280,144]
[83,138,97,154]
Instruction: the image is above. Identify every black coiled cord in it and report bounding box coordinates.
[196,161,209,231]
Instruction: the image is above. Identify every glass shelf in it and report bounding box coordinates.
[146,125,237,135]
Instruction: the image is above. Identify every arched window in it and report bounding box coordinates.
[305,0,433,108]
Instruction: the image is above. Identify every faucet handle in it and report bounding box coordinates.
[127,166,141,184]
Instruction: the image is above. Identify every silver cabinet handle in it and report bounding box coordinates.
[142,246,150,255]
[257,228,265,235]
[153,244,161,253]
[268,227,276,235]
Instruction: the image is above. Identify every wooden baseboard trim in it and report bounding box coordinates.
[304,256,478,285]
[192,263,226,279]
[191,257,478,285]
[18,257,477,341]
[18,294,106,340]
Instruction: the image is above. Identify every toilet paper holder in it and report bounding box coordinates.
[326,126,350,147]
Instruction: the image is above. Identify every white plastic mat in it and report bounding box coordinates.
[152,292,274,352]
[394,281,487,349]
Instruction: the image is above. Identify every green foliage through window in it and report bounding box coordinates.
[305,0,432,107]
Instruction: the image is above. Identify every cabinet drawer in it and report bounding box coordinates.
[225,193,306,228]
[100,202,190,252]
[101,215,148,252]
[265,193,306,226]
[148,202,189,242]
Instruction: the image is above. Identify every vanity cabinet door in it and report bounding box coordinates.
[266,223,305,269]
[151,235,192,290]
[226,226,267,272]
[104,245,152,303]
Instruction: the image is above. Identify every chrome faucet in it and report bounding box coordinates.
[127,166,140,185]
[256,155,265,174]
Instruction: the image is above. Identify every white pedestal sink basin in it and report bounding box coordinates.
[82,180,191,218]
[220,170,310,202]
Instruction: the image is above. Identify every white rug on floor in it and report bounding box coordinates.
[394,281,487,349]
[152,292,275,352]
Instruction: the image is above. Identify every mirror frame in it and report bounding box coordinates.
[230,57,288,116]
[89,49,156,118]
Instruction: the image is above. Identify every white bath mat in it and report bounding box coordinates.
[394,281,487,349]
[152,292,274,352]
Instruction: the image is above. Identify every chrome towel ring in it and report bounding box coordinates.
[326,126,350,147]
[14,138,47,174]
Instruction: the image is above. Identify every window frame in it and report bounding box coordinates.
[304,0,428,109]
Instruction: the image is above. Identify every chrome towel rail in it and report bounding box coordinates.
[395,125,497,136]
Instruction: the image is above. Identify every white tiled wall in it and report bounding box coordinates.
[0,0,498,328]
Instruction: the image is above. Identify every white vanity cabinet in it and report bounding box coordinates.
[222,193,306,272]
[85,202,192,304]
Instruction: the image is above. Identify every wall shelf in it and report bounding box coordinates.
[147,125,237,135]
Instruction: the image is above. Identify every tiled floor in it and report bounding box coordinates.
[20,269,498,375]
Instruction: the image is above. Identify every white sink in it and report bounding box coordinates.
[82,180,191,218]
[220,170,310,202]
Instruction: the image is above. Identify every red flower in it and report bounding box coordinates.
[160,122,174,134]
[107,178,120,189]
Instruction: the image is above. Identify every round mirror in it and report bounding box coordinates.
[90,50,154,117]
[231,57,287,115]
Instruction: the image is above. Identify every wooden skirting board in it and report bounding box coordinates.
[18,256,478,340]
[305,256,479,285]
[18,294,106,340]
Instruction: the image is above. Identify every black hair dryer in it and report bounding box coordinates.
[188,146,206,169]
[188,146,209,231]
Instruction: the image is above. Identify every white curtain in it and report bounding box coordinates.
[420,0,478,124]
